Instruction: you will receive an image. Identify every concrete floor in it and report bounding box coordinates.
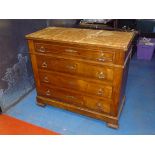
[6,53,155,134]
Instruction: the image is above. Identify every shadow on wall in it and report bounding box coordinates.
[0,19,47,111]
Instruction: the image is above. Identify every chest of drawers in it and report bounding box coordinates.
[26,27,135,128]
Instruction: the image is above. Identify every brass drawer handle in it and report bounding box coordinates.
[66,64,77,70]
[38,46,45,53]
[43,76,49,83]
[97,88,104,96]
[97,102,103,110]
[65,49,78,53]
[100,52,105,56]
[97,102,102,107]
[46,89,51,96]
[41,62,48,68]
[97,57,113,62]
[96,58,105,62]
[97,72,105,79]
[97,52,113,62]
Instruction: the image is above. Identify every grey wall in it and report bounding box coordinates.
[47,19,80,27]
[0,19,80,112]
[0,19,47,111]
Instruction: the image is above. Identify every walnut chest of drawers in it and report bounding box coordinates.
[26,27,135,128]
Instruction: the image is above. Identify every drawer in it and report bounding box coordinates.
[39,71,87,92]
[38,85,84,106]
[84,96,111,114]
[86,82,112,98]
[38,71,113,99]
[38,85,111,114]
[34,42,114,63]
[36,55,114,82]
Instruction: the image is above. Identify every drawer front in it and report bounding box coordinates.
[38,71,112,99]
[38,85,84,106]
[38,85,111,114]
[86,82,112,98]
[36,55,114,82]
[39,71,87,92]
[34,42,114,63]
[84,96,111,113]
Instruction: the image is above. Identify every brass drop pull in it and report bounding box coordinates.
[97,102,103,110]
[97,72,105,79]
[41,62,48,68]
[97,58,105,62]
[65,49,78,53]
[43,76,49,83]
[100,52,105,56]
[66,64,77,70]
[97,57,113,62]
[38,46,45,53]
[97,88,104,96]
[96,52,105,62]
[46,89,51,96]
[97,52,113,62]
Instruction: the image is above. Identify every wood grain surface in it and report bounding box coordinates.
[26,27,135,128]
